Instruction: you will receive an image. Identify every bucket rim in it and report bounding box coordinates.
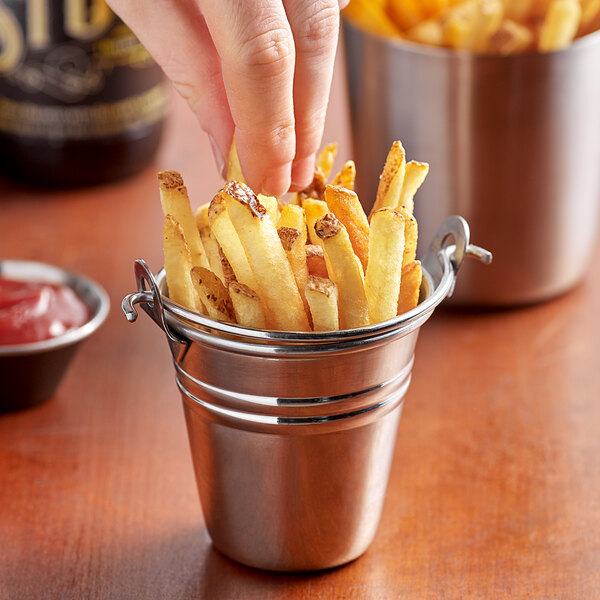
[122,215,491,352]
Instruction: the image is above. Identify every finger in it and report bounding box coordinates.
[284,0,341,190]
[107,0,234,174]
[199,0,296,197]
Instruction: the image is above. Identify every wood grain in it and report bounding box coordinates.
[1,66,599,598]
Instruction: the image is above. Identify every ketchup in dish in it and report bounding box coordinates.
[0,277,89,345]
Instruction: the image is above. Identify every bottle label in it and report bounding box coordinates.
[0,0,167,139]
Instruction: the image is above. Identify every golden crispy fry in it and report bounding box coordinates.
[228,282,266,329]
[158,171,209,269]
[199,225,226,283]
[223,181,310,331]
[305,276,339,332]
[407,19,445,45]
[306,244,329,278]
[531,0,555,19]
[421,0,451,17]
[325,184,370,271]
[278,226,310,316]
[344,0,404,37]
[581,0,600,29]
[399,161,429,214]
[487,18,534,53]
[504,0,535,22]
[468,0,505,52]
[396,206,418,266]
[219,247,236,286]
[443,0,478,49]
[208,193,259,291]
[331,160,356,191]
[316,143,338,180]
[539,0,581,51]
[227,137,245,182]
[163,215,199,312]
[387,0,424,29]
[398,260,423,315]
[303,198,329,246]
[315,214,369,329]
[278,204,307,243]
[258,194,280,224]
[190,266,234,323]
[195,202,210,230]
[371,141,406,215]
[298,167,326,202]
[365,208,406,324]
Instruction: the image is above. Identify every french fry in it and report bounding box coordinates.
[278,226,310,317]
[198,225,226,283]
[331,160,356,191]
[208,193,259,291]
[468,0,504,52]
[190,266,234,323]
[227,137,245,182]
[398,260,423,315]
[503,0,535,22]
[223,181,310,331]
[315,214,369,329]
[487,18,534,53]
[539,0,581,51]
[303,198,329,246]
[316,143,338,180]
[298,167,326,202]
[157,171,209,269]
[305,276,339,332]
[371,141,406,215]
[229,282,266,329]
[163,215,199,312]
[344,0,404,37]
[195,202,210,230]
[306,244,329,278]
[219,247,237,286]
[324,184,370,271]
[532,0,555,19]
[365,208,406,324]
[421,0,451,18]
[387,0,425,29]
[443,0,478,49]
[259,194,280,224]
[407,19,445,45]
[398,161,429,214]
[278,204,307,243]
[581,0,600,30]
[396,206,419,266]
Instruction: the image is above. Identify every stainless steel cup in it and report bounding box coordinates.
[343,21,600,305]
[122,216,491,572]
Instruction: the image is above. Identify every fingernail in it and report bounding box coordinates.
[290,154,316,191]
[208,134,226,179]
[262,170,290,198]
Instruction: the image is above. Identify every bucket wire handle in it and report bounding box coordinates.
[121,259,184,344]
[427,216,493,296]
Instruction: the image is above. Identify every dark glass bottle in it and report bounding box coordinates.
[0,0,167,186]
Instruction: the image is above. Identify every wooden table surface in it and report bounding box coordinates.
[1,67,600,600]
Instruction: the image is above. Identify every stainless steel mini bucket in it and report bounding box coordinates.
[343,20,600,305]
[122,216,491,572]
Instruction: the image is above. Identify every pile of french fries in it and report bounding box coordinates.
[344,0,599,53]
[158,141,427,332]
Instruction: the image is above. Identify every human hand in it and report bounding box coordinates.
[107,0,349,197]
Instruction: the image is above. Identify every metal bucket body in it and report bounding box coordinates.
[344,21,600,305]
[122,216,491,571]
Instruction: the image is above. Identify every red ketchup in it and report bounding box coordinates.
[0,277,89,346]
